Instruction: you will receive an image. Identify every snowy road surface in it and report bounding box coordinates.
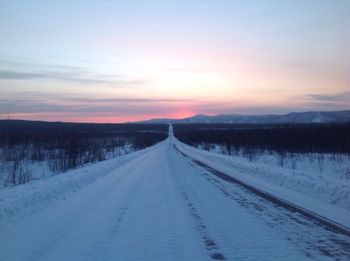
[0,129,349,260]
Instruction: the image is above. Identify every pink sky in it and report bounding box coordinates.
[1,1,349,122]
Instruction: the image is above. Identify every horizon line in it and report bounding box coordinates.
[1,109,349,124]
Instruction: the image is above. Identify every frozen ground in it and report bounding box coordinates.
[0,127,349,260]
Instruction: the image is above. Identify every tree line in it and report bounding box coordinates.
[173,123,350,163]
[0,120,168,186]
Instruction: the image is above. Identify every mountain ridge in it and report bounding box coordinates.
[136,110,350,124]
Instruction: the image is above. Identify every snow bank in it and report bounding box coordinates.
[174,139,350,228]
[0,141,164,228]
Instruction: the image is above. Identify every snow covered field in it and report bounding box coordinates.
[0,144,156,228]
[182,143,350,226]
[0,145,134,189]
[0,128,349,260]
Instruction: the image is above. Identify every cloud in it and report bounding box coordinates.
[0,59,149,87]
[0,59,85,72]
[0,69,149,86]
[0,70,45,80]
[285,91,350,111]
[304,92,350,102]
[0,93,194,115]
[58,97,193,104]
[4,90,345,120]
[3,91,193,105]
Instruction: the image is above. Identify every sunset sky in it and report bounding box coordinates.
[1,0,349,122]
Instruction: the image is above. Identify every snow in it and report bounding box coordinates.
[0,128,348,260]
[197,144,350,210]
[0,143,160,228]
[176,140,350,228]
[0,144,135,189]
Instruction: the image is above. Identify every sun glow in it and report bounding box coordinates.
[1,0,349,122]
[123,54,231,102]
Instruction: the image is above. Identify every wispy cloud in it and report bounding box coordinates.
[0,92,194,115]
[0,70,45,80]
[288,91,350,111]
[0,69,149,86]
[0,59,149,87]
[304,92,350,102]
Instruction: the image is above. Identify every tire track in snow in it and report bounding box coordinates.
[175,145,350,260]
[83,161,153,260]
[179,189,226,260]
[166,143,226,260]
[90,206,128,260]
[25,181,128,261]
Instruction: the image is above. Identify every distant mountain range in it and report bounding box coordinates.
[137,110,350,124]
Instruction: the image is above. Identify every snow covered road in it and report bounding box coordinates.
[0,130,349,260]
